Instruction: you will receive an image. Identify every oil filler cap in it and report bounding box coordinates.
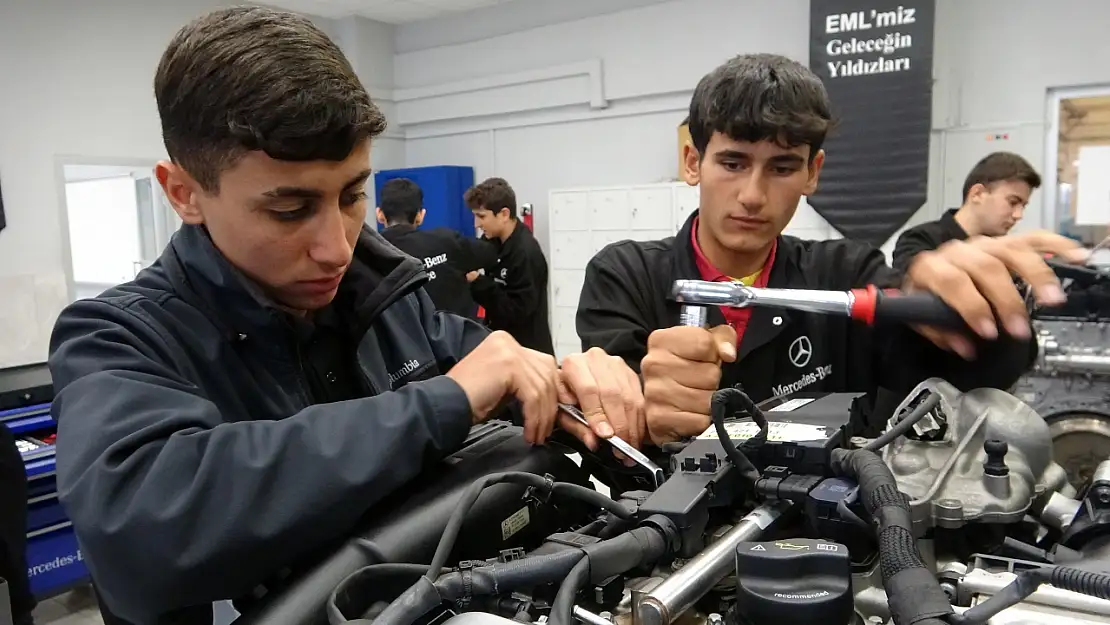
[733,538,852,625]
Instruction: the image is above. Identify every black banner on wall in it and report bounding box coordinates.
[808,0,935,247]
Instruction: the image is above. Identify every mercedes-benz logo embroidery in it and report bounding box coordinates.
[789,336,812,368]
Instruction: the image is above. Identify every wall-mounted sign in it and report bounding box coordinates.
[808,0,936,247]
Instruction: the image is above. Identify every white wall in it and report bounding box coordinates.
[392,0,1110,261]
[0,0,399,368]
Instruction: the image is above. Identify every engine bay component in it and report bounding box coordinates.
[233,422,594,625]
[1060,460,1110,558]
[880,379,1070,531]
[733,539,853,625]
[1016,320,1110,489]
[255,376,1110,625]
[634,501,792,625]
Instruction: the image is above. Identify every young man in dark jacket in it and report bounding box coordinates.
[377,177,498,319]
[46,9,644,624]
[466,178,555,355]
[577,53,1086,446]
[892,152,1041,271]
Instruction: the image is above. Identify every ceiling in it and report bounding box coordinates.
[261,0,520,23]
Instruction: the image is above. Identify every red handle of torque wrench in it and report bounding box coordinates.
[849,285,967,329]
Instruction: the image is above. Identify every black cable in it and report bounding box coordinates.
[549,555,591,625]
[326,563,436,625]
[425,472,631,581]
[864,392,940,452]
[1001,537,1050,563]
[949,565,1110,625]
[711,386,766,487]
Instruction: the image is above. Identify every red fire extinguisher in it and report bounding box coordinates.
[477,204,534,321]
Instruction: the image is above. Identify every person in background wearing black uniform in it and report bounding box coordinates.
[577,53,1087,445]
[378,178,498,319]
[892,152,1041,272]
[466,178,555,355]
[45,9,644,624]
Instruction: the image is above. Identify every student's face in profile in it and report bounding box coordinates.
[970,179,1032,237]
[684,132,823,254]
[473,206,510,239]
[156,140,373,314]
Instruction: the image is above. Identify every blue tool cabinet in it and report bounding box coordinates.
[1,364,90,598]
[374,166,476,237]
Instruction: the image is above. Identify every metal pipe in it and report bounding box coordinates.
[574,606,614,625]
[1044,353,1110,375]
[634,500,794,625]
[959,568,1110,615]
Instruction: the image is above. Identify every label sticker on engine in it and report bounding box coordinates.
[697,421,827,442]
[767,398,816,412]
[501,506,530,541]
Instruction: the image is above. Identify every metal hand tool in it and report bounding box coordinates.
[557,403,664,488]
[671,279,967,329]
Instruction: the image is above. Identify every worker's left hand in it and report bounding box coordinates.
[558,348,646,457]
[904,230,1089,359]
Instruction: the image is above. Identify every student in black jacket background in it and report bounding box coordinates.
[891,152,1041,272]
[377,178,498,319]
[466,177,555,355]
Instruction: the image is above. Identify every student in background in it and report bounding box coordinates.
[466,178,554,355]
[378,178,497,319]
[892,152,1041,272]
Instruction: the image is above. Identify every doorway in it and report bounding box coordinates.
[1046,87,1110,247]
[58,161,179,301]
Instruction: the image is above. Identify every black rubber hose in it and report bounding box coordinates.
[864,392,940,452]
[327,564,439,625]
[550,557,590,625]
[949,565,1110,625]
[711,386,766,487]
[548,524,672,625]
[425,472,631,580]
[433,548,586,599]
[829,448,952,625]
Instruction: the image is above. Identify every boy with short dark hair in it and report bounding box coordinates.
[45,8,640,623]
[577,53,1084,446]
[892,152,1042,271]
[466,177,554,354]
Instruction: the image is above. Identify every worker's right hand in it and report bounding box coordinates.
[641,324,737,445]
[447,331,560,445]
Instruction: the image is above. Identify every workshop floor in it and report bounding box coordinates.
[32,586,103,625]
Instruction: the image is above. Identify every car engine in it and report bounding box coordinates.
[239,380,1110,625]
[1014,263,1110,489]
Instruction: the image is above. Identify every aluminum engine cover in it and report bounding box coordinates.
[880,379,1068,531]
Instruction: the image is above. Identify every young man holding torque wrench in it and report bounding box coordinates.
[577,54,1087,445]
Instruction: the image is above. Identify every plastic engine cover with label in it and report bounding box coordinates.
[234,421,593,625]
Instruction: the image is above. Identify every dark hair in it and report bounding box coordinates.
[688,53,833,160]
[961,152,1042,202]
[464,178,517,220]
[379,178,423,225]
[155,6,386,192]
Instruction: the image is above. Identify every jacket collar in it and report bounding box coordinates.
[940,208,971,241]
[161,224,427,342]
[672,210,794,358]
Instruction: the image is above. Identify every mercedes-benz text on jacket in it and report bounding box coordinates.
[48,224,489,624]
[577,211,1036,427]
